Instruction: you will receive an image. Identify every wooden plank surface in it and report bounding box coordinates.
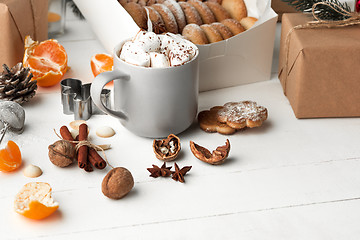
[1,6,360,240]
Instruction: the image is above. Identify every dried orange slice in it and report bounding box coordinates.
[90,53,113,77]
[0,141,22,172]
[14,182,59,220]
[23,36,68,87]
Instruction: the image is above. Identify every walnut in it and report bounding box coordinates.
[189,139,230,165]
[102,167,134,199]
[153,134,181,161]
[48,140,76,167]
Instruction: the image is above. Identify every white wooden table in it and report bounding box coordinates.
[2,7,360,240]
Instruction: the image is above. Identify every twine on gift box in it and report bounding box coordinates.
[281,2,360,95]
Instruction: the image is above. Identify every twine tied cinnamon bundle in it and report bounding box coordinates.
[56,124,113,172]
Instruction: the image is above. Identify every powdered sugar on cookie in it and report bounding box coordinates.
[217,101,267,128]
[198,101,268,135]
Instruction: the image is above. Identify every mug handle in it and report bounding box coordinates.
[90,70,129,120]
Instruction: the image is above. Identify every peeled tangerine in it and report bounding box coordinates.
[23,36,68,87]
[0,141,22,172]
[14,182,59,220]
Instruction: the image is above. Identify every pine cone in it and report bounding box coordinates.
[0,63,37,104]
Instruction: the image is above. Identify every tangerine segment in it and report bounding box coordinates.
[91,53,113,77]
[14,182,59,220]
[32,40,67,71]
[0,141,22,172]
[23,36,68,87]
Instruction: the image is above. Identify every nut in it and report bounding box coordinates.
[48,140,76,167]
[102,167,134,199]
[153,134,181,161]
[190,139,230,165]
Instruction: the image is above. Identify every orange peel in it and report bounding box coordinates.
[14,182,59,220]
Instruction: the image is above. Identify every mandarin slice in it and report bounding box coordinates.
[14,182,59,220]
[0,141,22,172]
[90,53,113,77]
[23,36,68,87]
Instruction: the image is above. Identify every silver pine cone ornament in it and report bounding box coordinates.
[0,63,37,104]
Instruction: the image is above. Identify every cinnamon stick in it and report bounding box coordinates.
[78,123,88,169]
[60,126,75,146]
[84,160,93,172]
[88,148,107,169]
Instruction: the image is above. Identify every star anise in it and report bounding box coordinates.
[171,163,192,183]
[147,163,172,178]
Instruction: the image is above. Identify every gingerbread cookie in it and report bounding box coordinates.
[144,6,167,33]
[198,101,268,134]
[221,0,247,21]
[188,0,216,24]
[205,2,231,22]
[163,0,187,33]
[179,2,203,26]
[118,0,128,6]
[152,4,179,33]
[217,101,268,129]
[221,19,245,35]
[240,16,258,30]
[123,2,148,30]
[200,24,223,43]
[207,0,222,4]
[211,22,233,40]
[138,0,148,6]
[198,107,236,135]
[182,24,209,45]
[146,0,157,5]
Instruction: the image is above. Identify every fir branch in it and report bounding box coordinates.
[281,0,353,21]
[67,0,84,20]
[313,0,352,20]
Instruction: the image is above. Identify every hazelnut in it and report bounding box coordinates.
[153,134,181,161]
[48,140,76,167]
[102,167,134,199]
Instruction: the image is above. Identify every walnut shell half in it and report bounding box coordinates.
[190,139,230,165]
[153,134,181,161]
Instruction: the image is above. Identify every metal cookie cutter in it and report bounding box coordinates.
[60,78,111,120]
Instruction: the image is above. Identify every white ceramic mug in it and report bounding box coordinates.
[91,40,199,138]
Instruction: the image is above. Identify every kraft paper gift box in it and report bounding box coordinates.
[278,13,360,118]
[73,0,278,92]
[271,0,299,21]
[0,0,48,67]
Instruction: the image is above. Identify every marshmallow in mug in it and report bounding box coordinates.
[119,31,197,68]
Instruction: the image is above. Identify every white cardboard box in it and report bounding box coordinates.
[74,0,277,91]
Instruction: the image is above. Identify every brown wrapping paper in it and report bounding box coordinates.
[0,0,48,67]
[271,0,299,21]
[278,13,360,118]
